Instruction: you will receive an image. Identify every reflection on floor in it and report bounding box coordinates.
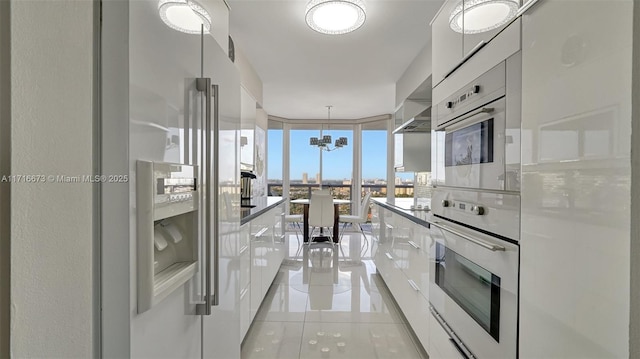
[241,230,426,359]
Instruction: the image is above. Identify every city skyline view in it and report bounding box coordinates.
[267,129,414,182]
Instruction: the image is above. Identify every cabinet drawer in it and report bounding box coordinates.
[393,276,430,352]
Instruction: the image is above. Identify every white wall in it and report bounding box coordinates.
[9,1,95,357]
[395,40,432,108]
[235,46,264,106]
[0,0,10,356]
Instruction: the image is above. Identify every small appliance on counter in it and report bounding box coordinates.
[240,171,256,208]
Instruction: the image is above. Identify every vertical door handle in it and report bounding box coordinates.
[195,79,220,314]
[211,83,220,307]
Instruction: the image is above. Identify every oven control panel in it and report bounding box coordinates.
[445,85,481,110]
[442,199,485,216]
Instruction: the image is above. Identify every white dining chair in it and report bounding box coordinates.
[284,214,303,245]
[308,192,334,243]
[338,192,372,243]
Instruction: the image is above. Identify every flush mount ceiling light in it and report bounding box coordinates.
[449,0,518,34]
[305,0,366,35]
[159,0,211,34]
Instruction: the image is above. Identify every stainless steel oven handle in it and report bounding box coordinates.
[449,107,494,127]
[449,339,471,359]
[430,306,476,359]
[431,221,505,251]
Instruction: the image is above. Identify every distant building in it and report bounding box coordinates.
[315,173,320,184]
[342,179,351,185]
[302,172,308,184]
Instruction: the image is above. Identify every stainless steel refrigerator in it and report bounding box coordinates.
[101,0,241,357]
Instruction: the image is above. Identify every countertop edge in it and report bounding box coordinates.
[240,197,287,225]
[373,200,431,228]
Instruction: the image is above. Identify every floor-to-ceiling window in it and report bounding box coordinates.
[288,129,321,214]
[362,121,388,200]
[321,127,353,215]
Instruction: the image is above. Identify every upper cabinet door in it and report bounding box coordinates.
[432,0,521,87]
[462,0,521,55]
[431,0,464,87]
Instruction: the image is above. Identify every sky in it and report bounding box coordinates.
[268,129,413,181]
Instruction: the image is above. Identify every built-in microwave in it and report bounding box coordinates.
[433,57,521,193]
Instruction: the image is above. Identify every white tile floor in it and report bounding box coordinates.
[241,230,427,359]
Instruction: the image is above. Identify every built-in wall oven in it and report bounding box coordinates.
[430,53,521,359]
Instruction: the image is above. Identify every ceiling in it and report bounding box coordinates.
[227,0,445,120]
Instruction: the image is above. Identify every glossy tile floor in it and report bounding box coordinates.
[241,230,426,359]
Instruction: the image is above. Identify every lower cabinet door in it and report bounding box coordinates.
[240,284,251,340]
[392,275,430,353]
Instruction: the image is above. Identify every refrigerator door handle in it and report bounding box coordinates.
[211,83,219,307]
[195,78,220,314]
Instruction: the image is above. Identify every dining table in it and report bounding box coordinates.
[290,198,351,243]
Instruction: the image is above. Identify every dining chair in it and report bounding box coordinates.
[308,192,334,243]
[338,192,372,243]
[284,213,303,245]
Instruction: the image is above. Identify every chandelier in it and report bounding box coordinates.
[305,0,366,35]
[310,106,348,151]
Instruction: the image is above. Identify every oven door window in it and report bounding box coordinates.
[445,118,494,167]
[435,242,501,341]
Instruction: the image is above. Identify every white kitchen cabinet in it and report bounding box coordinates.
[372,203,432,354]
[244,202,287,340]
[431,0,464,87]
[239,223,251,338]
[519,1,632,358]
[431,0,522,88]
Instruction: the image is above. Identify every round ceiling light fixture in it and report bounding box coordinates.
[159,0,211,34]
[305,0,366,35]
[449,0,518,34]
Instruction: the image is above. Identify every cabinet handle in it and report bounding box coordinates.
[254,227,268,238]
[239,245,249,255]
[516,0,543,17]
[444,40,487,79]
[407,279,420,291]
[408,240,420,249]
[385,252,394,260]
[240,287,249,300]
